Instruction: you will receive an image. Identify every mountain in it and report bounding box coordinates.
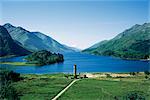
[87,40,108,49]
[3,23,78,53]
[63,44,81,52]
[0,26,31,57]
[83,23,150,60]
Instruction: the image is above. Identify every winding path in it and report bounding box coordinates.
[52,79,79,100]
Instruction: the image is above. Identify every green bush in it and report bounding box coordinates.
[0,82,20,100]
[129,72,136,76]
[106,74,112,78]
[0,70,20,100]
[145,76,149,79]
[0,70,21,82]
[144,71,150,75]
[125,92,145,100]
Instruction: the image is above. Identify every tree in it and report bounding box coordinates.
[0,69,20,100]
[25,50,64,66]
[145,76,149,79]
[125,92,145,100]
[129,72,136,76]
[144,71,150,75]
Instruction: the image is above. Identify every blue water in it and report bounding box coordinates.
[0,52,149,74]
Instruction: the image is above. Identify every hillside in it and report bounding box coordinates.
[83,23,150,60]
[87,40,108,49]
[0,26,31,57]
[3,23,77,53]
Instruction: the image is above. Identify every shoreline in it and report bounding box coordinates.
[83,52,150,61]
[0,55,17,59]
[18,72,149,81]
[0,62,35,66]
[0,70,147,75]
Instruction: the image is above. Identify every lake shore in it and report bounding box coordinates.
[80,72,147,79]
[0,62,35,66]
[0,55,17,59]
[20,72,147,78]
[82,52,150,61]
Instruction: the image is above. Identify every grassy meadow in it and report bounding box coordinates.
[12,74,72,100]
[59,79,150,100]
[8,73,150,100]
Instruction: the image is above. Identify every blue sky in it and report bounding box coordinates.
[0,0,149,49]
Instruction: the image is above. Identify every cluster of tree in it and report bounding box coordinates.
[0,69,21,100]
[25,50,64,66]
[144,71,150,75]
[129,71,150,79]
[114,91,146,100]
[125,91,145,100]
[144,71,150,79]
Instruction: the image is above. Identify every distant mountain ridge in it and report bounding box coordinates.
[83,23,150,60]
[0,26,31,57]
[87,40,108,49]
[3,23,79,53]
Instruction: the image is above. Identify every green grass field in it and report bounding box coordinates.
[11,73,150,100]
[59,79,150,100]
[12,74,72,100]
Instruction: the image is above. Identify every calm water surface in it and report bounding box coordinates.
[0,52,149,74]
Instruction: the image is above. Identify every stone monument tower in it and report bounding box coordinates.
[74,64,77,79]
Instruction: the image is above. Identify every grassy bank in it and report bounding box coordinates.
[0,55,16,58]
[10,73,150,100]
[0,62,35,66]
[59,78,150,100]
[59,72,150,100]
[12,74,72,100]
